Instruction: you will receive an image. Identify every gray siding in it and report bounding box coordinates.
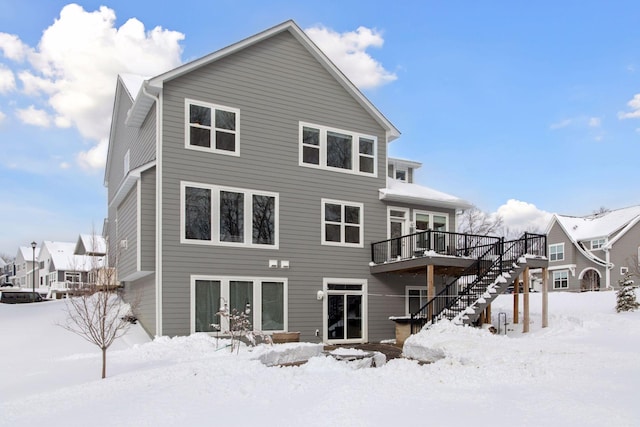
[140,167,156,272]
[116,186,137,279]
[611,224,640,283]
[158,31,400,340]
[124,273,156,337]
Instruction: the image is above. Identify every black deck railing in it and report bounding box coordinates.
[409,232,547,333]
[370,230,502,264]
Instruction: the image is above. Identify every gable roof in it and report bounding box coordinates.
[42,241,104,272]
[553,205,640,243]
[126,20,400,140]
[379,179,473,210]
[74,234,107,256]
[17,246,39,263]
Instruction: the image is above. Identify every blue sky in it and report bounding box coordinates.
[1,0,640,255]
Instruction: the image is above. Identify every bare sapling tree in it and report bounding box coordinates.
[60,233,137,379]
[457,206,504,236]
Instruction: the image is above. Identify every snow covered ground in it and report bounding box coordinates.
[1,291,639,426]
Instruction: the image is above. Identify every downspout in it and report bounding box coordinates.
[604,247,611,290]
[141,82,162,336]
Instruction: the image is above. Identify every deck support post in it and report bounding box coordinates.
[542,267,548,328]
[513,276,520,324]
[427,264,435,319]
[523,266,530,333]
[485,304,492,324]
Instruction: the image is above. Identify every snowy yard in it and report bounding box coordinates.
[1,291,639,426]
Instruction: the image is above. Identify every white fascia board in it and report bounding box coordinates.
[108,161,156,209]
[379,192,473,211]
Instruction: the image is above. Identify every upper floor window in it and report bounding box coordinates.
[186,99,239,156]
[549,243,564,261]
[590,238,606,250]
[395,168,407,182]
[181,182,278,248]
[321,199,364,247]
[300,122,377,176]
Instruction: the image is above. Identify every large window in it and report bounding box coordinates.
[553,270,569,289]
[549,243,564,261]
[192,276,287,333]
[299,122,377,176]
[185,99,239,156]
[321,199,364,247]
[182,182,278,248]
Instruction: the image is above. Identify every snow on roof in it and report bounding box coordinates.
[379,179,473,210]
[75,234,107,256]
[18,246,40,262]
[388,157,422,169]
[555,205,640,241]
[45,241,103,272]
[119,73,147,99]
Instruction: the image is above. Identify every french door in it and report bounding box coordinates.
[324,280,367,344]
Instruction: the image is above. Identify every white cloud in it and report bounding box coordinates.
[305,25,397,90]
[588,117,601,127]
[59,162,70,169]
[496,199,553,234]
[0,64,16,93]
[0,32,31,61]
[76,138,108,171]
[618,94,640,119]
[3,4,184,170]
[549,119,572,129]
[16,105,51,127]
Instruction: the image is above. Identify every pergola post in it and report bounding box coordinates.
[542,267,549,328]
[513,276,520,324]
[523,266,530,333]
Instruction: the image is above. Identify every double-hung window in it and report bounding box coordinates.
[186,99,239,156]
[553,270,569,289]
[182,182,278,248]
[590,238,606,250]
[192,276,287,334]
[321,199,363,247]
[549,243,564,261]
[300,123,377,176]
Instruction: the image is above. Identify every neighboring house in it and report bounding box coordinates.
[0,257,7,285]
[13,246,40,289]
[545,206,640,292]
[37,241,102,293]
[105,20,547,342]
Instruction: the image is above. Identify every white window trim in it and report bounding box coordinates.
[321,198,364,248]
[184,98,240,157]
[549,243,565,262]
[387,206,410,239]
[180,181,279,249]
[298,122,378,177]
[405,286,428,316]
[394,166,408,182]
[590,237,606,250]
[322,278,368,344]
[552,270,569,289]
[190,275,288,334]
[413,210,449,232]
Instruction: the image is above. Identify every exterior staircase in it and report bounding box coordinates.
[410,234,546,333]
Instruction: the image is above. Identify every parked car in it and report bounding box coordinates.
[0,291,43,304]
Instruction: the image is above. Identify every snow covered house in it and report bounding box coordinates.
[104,20,548,342]
[13,246,40,289]
[37,240,104,296]
[545,206,640,292]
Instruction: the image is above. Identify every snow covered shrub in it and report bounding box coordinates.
[616,273,639,313]
[216,303,271,353]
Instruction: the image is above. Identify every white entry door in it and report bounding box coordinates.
[324,280,367,344]
[388,208,409,259]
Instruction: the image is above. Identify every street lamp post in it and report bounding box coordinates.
[31,241,37,302]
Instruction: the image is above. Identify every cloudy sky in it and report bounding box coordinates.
[1,0,639,255]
